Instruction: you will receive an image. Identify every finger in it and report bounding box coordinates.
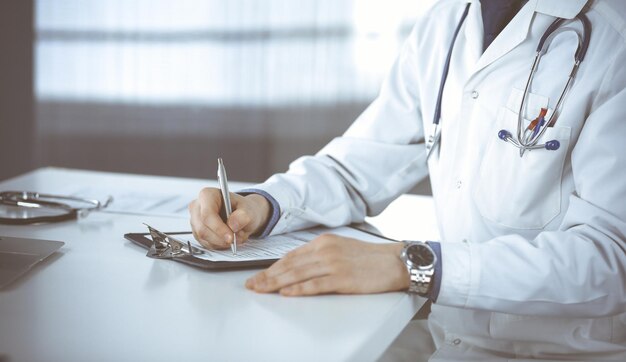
[246,262,329,293]
[258,242,318,279]
[228,208,253,235]
[235,230,250,244]
[190,212,229,249]
[279,276,344,296]
[261,234,342,277]
[189,199,230,249]
[245,234,340,290]
[198,188,235,245]
[245,242,324,292]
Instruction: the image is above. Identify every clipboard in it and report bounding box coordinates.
[124,225,278,270]
[125,223,397,271]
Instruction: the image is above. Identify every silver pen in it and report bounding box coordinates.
[217,158,237,255]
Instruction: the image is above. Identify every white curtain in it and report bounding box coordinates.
[34,0,429,180]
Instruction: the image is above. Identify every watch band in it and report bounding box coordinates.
[408,266,435,295]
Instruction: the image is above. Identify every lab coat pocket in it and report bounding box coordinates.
[474,107,571,229]
[489,312,615,353]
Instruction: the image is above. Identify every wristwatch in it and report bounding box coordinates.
[400,241,437,296]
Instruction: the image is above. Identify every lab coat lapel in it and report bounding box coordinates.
[470,0,590,74]
[463,0,484,67]
[535,0,589,19]
[472,0,536,74]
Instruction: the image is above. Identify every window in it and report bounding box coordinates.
[36,0,423,105]
[34,0,429,180]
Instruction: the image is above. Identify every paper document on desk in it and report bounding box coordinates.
[59,185,192,218]
[180,226,393,262]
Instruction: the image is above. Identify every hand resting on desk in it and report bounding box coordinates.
[245,234,409,297]
[189,187,270,249]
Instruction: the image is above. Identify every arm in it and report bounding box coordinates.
[249,22,430,236]
[244,23,437,296]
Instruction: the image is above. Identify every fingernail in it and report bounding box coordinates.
[245,278,254,289]
[223,233,232,243]
[229,221,240,232]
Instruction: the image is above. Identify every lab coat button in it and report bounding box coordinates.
[453,338,461,345]
[471,90,479,99]
[456,180,462,189]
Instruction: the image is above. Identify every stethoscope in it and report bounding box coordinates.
[0,191,112,225]
[425,3,591,160]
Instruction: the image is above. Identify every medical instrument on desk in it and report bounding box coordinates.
[0,191,112,225]
[425,3,591,160]
[217,158,237,255]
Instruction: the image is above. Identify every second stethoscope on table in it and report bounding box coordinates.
[0,191,112,225]
[425,3,591,160]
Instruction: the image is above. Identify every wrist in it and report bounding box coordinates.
[381,242,411,291]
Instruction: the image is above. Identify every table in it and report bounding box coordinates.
[0,168,438,362]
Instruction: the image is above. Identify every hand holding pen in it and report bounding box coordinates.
[188,159,273,251]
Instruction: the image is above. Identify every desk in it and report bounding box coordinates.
[0,168,438,362]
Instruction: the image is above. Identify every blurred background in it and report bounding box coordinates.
[1,0,433,189]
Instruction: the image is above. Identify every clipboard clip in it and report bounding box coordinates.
[144,223,204,259]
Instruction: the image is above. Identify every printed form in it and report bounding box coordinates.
[172,226,394,262]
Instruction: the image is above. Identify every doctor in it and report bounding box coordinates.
[189,0,626,360]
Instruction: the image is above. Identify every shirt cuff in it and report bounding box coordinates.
[237,188,281,238]
[426,241,442,302]
[435,240,475,308]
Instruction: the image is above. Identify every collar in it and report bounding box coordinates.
[468,0,591,73]
[534,0,590,19]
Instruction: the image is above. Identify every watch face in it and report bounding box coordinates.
[407,244,435,267]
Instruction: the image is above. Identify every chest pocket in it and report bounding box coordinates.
[473,90,572,229]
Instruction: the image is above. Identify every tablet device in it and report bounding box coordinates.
[0,236,64,288]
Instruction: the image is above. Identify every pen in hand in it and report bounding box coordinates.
[217,158,237,255]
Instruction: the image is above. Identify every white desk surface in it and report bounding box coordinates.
[0,168,438,362]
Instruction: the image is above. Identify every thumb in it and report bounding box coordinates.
[227,208,253,233]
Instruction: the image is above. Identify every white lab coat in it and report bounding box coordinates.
[251,0,626,360]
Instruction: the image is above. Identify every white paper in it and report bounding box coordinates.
[170,226,394,262]
[59,185,191,218]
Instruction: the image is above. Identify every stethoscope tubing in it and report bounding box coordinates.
[425,4,591,160]
[424,3,470,160]
[0,191,112,225]
[515,15,590,152]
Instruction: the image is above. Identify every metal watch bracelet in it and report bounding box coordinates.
[408,266,435,295]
